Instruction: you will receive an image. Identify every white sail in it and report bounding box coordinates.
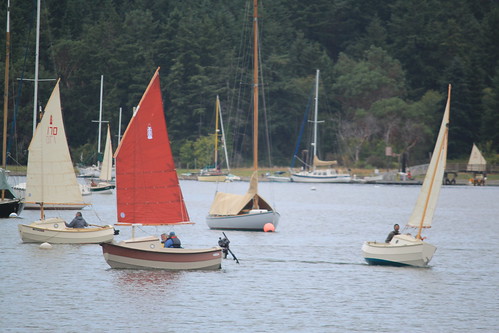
[407,85,451,228]
[99,125,113,181]
[466,143,486,172]
[25,80,83,205]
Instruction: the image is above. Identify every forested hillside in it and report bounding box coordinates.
[1,0,498,169]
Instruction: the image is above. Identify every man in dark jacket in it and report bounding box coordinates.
[66,212,89,228]
[385,224,400,243]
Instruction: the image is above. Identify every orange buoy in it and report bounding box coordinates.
[263,223,275,232]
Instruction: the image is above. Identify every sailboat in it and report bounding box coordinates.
[100,68,222,270]
[197,96,229,182]
[0,0,24,218]
[361,84,451,267]
[290,70,351,183]
[18,80,115,243]
[206,0,280,231]
[89,124,115,193]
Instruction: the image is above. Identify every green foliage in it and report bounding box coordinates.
[2,0,498,170]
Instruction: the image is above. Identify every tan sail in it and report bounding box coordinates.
[313,155,338,167]
[25,80,84,205]
[100,125,113,181]
[208,172,273,216]
[466,143,486,172]
[407,85,451,230]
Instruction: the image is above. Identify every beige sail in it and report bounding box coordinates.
[208,172,273,216]
[25,80,83,205]
[99,125,113,181]
[407,85,451,229]
[313,155,338,167]
[466,143,486,172]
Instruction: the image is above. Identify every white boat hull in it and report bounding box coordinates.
[291,171,351,183]
[206,210,280,231]
[18,217,115,244]
[100,237,222,270]
[361,234,437,267]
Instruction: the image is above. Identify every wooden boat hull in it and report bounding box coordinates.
[18,217,115,243]
[291,171,351,183]
[361,235,437,267]
[197,175,228,182]
[0,198,24,217]
[206,210,280,231]
[100,237,222,270]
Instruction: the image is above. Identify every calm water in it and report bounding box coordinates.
[1,180,498,332]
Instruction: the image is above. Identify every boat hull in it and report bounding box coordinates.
[90,183,115,194]
[361,235,437,267]
[197,175,228,182]
[100,237,222,270]
[18,217,115,243]
[0,199,24,217]
[291,172,351,183]
[206,211,280,231]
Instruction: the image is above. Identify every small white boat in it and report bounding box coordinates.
[207,172,280,231]
[361,84,451,267]
[18,80,114,243]
[100,68,222,270]
[290,70,351,183]
[18,217,114,244]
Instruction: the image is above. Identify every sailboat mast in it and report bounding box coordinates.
[219,97,230,172]
[214,96,220,168]
[33,0,40,135]
[252,0,259,172]
[312,69,319,170]
[2,0,11,169]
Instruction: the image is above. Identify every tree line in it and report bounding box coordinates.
[1,0,498,170]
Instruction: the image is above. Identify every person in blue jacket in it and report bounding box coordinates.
[161,231,182,248]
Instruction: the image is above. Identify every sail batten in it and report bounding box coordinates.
[407,85,451,230]
[25,80,84,205]
[115,68,190,225]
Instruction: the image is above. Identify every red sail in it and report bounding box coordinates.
[114,68,190,225]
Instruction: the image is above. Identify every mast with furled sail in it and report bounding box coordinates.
[114,67,190,226]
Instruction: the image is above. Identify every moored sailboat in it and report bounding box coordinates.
[206,0,280,231]
[1,1,24,217]
[197,96,229,182]
[290,70,351,183]
[100,68,222,270]
[18,80,114,243]
[90,125,115,194]
[361,84,451,267]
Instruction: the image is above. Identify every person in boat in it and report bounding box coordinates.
[161,232,182,248]
[385,224,400,243]
[65,212,89,228]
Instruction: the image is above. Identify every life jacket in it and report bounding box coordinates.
[168,236,182,248]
